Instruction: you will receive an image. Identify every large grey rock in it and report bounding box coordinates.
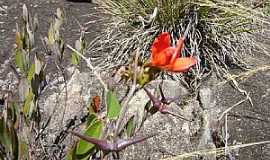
[41,67,103,143]
[121,80,203,160]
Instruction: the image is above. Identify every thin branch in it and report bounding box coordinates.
[67,44,108,92]
[218,94,250,121]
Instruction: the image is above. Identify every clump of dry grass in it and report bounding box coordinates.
[88,0,268,86]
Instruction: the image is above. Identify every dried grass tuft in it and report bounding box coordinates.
[88,0,269,87]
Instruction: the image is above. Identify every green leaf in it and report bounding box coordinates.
[27,63,35,82]
[137,74,149,86]
[125,116,135,137]
[15,49,25,72]
[86,114,97,127]
[15,31,23,49]
[76,120,103,157]
[19,141,29,160]
[65,145,77,160]
[48,23,55,45]
[107,90,121,119]
[76,154,90,160]
[0,118,12,155]
[23,91,34,116]
[71,52,80,65]
[66,150,73,160]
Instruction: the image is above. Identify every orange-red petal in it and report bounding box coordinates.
[151,32,171,57]
[170,37,185,63]
[161,57,197,72]
[151,47,175,66]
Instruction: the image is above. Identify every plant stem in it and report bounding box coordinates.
[67,44,108,92]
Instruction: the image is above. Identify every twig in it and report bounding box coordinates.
[67,44,108,92]
[163,109,192,122]
[223,69,253,107]
[218,95,249,121]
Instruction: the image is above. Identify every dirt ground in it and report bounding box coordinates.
[1,0,270,160]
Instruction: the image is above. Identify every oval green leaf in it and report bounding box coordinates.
[15,49,25,73]
[125,116,135,137]
[107,90,121,119]
[27,64,35,82]
[75,120,103,157]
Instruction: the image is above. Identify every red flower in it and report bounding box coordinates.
[150,32,197,72]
